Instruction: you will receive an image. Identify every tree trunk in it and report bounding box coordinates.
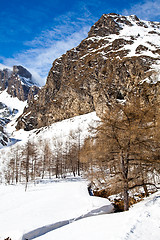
[121,151,129,211]
[123,180,129,211]
[143,182,149,197]
[42,156,46,179]
[25,157,29,191]
[55,157,59,178]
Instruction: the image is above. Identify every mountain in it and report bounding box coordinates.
[15,13,160,131]
[0,65,40,147]
[0,65,40,101]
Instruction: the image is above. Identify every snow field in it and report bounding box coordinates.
[0,178,113,240]
[35,190,160,240]
[0,178,159,240]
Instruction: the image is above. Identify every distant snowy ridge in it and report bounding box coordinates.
[0,63,12,71]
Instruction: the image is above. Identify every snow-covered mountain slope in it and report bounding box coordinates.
[0,90,27,118]
[0,178,113,240]
[0,64,41,148]
[0,90,27,148]
[13,111,99,143]
[0,111,99,179]
[88,13,160,59]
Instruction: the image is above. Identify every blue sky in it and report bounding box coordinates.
[0,0,160,85]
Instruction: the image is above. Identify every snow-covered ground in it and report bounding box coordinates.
[0,178,159,240]
[0,178,113,240]
[37,191,160,240]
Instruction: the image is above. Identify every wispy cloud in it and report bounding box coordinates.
[1,26,90,86]
[3,0,160,87]
[122,0,160,21]
[1,9,96,86]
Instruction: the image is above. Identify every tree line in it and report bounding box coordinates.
[2,129,84,191]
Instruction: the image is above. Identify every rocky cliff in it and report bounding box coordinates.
[16,13,160,131]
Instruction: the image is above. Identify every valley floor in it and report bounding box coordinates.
[0,177,113,240]
[0,177,160,240]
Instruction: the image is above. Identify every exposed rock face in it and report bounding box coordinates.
[0,66,39,101]
[0,126,9,147]
[0,102,11,146]
[16,13,160,130]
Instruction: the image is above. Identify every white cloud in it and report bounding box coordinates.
[122,0,160,21]
[1,7,96,87]
[1,26,90,86]
[6,0,160,87]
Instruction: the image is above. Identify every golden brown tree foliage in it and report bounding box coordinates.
[81,94,160,211]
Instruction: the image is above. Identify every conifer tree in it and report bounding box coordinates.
[81,93,160,211]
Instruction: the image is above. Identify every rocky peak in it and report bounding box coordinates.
[0,65,40,101]
[13,65,32,79]
[87,13,150,38]
[88,14,122,37]
[16,13,160,131]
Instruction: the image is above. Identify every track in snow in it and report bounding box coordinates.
[22,204,114,240]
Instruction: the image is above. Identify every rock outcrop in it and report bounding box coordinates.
[16,13,160,130]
